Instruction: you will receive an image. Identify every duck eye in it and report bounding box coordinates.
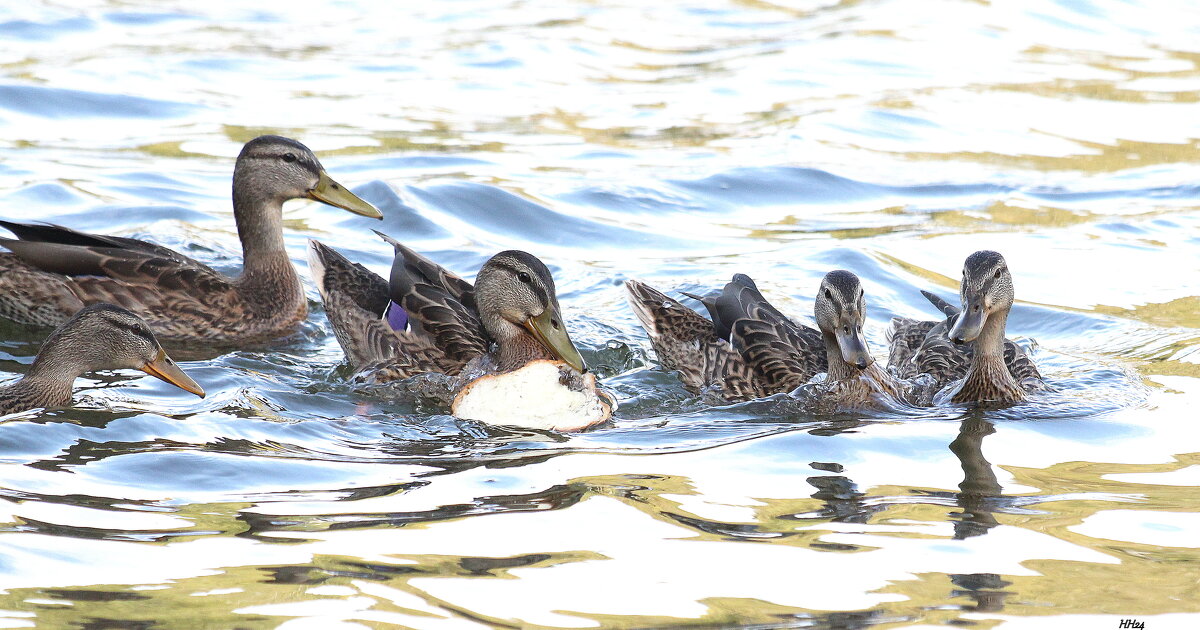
[282,153,297,163]
[994,268,1003,279]
[517,271,532,284]
[824,289,832,300]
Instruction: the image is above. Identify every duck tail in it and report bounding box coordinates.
[305,239,337,300]
[624,279,671,338]
[920,290,960,318]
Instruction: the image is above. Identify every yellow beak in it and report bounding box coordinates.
[141,349,205,398]
[523,308,586,374]
[307,170,383,219]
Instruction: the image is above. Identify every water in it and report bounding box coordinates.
[1,0,1199,627]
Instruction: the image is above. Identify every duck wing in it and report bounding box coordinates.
[718,274,824,394]
[893,290,968,385]
[0,221,205,267]
[376,232,489,370]
[886,291,956,378]
[307,240,453,379]
[625,279,760,400]
[0,222,242,338]
[1004,339,1046,390]
[887,317,936,378]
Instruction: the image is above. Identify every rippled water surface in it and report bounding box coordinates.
[2,1,1199,628]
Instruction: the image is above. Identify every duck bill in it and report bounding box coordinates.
[949,301,985,344]
[834,328,873,370]
[141,349,206,398]
[307,171,383,219]
[523,308,586,374]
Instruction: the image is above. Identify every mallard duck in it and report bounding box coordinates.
[626,270,907,407]
[888,250,1044,404]
[307,233,611,431]
[624,274,820,401]
[0,303,204,415]
[808,270,910,408]
[0,135,382,344]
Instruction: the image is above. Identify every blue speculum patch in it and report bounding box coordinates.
[384,300,409,332]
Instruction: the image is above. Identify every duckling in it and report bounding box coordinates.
[0,135,382,344]
[889,250,1044,405]
[308,233,611,431]
[627,270,907,408]
[0,304,204,415]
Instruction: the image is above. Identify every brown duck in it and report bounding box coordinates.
[308,233,610,430]
[308,232,585,381]
[0,304,204,415]
[0,135,382,344]
[889,250,1044,405]
[626,270,907,407]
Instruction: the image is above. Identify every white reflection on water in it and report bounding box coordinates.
[1071,510,1200,548]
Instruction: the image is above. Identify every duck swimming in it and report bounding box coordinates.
[308,232,610,431]
[0,304,204,415]
[0,135,382,345]
[808,270,910,409]
[626,270,907,408]
[625,274,822,401]
[889,250,1044,405]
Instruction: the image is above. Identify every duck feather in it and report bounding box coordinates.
[625,279,761,400]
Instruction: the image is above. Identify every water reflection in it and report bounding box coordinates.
[949,573,1013,614]
[950,415,1003,540]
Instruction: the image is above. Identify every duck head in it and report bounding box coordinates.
[948,250,1013,344]
[475,251,586,374]
[233,135,381,219]
[814,270,873,370]
[36,304,205,398]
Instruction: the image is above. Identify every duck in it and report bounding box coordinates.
[0,135,382,345]
[888,250,1044,405]
[807,270,911,409]
[307,232,611,431]
[625,274,818,401]
[0,303,204,415]
[626,270,908,408]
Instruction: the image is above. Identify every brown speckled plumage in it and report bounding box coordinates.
[627,271,906,408]
[310,233,579,383]
[888,250,1044,405]
[624,279,763,400]
[0,136,379,344]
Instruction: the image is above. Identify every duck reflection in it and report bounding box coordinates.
[237,479,591,539]
[949,573,1013,612]
[949,414,1002,540]
[805,472,883,525]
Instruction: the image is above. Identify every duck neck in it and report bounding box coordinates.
[15,353,83,409]
[231,181,302,306]
[232,175,290,268]
[822,332,860,382]
[974,307,1009,361]
[957,306,1023,402]
[484,314,554,372]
